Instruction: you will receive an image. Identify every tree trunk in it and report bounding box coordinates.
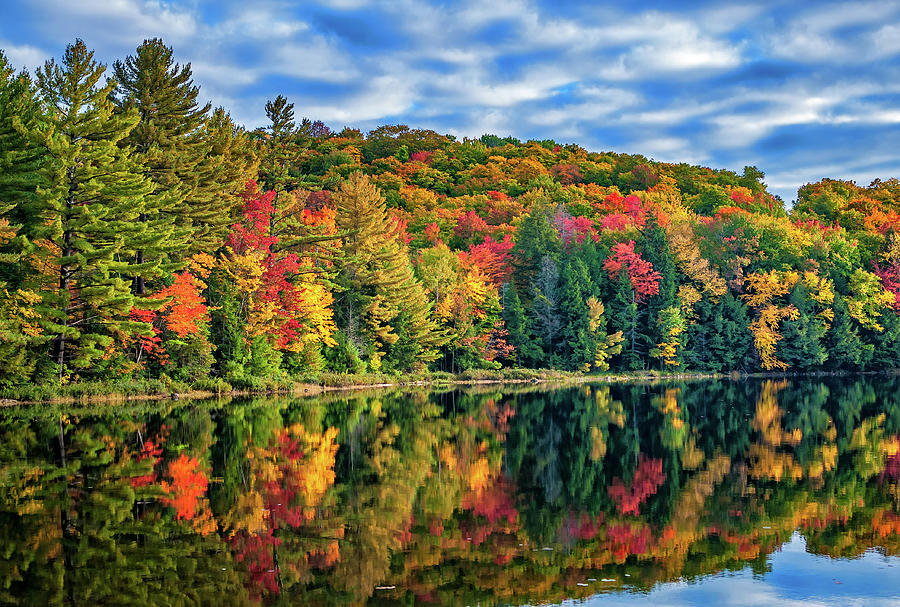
[53,231,72,377]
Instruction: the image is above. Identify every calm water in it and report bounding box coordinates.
[2,378,900,606]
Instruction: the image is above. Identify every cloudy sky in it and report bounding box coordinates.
[2,0,900,201]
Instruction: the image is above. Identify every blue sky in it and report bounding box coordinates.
[3,1,900,202]
[574,534,900,606]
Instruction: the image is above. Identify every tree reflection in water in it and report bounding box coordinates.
[2,378,900,605]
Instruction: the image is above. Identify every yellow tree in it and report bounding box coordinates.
[846,268,894,332]
[334,172,446,370]
[743,270,800,370]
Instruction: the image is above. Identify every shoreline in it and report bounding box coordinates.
[1,368,892,407]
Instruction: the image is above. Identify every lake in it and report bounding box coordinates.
[2,378,900,605]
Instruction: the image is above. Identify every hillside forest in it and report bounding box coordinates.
[3,38,900,389]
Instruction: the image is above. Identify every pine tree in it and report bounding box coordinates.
[28,40,154,376]
[778,284,829,371]
[559,258,622,371]
[112,38,211,292]
[190,107,258,252]
[684,293,753,372]
[827,295,873,370]
[512,204,561,284]
[334,172,446,370]
[650,306,685,369]
[501,282,541,367]
[712,294,754,371]
[608,271,642,370]
[259,95,299,207]
[868,307,900,370]
[0,51,46,288]
[559,259,592,370]
[640,216,678,361]
[531,256,561,366]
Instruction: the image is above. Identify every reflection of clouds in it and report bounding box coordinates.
[3,1,900,201]
[569,535,900,607]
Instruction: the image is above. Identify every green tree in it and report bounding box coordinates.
[112,37,212,291]
[28,40,154,376]
[827,295,873,370]
[0,51,46,289]
[778,283,829,371]
[334,172,446,371]
[501,282,542,367]
[190,107,258,252]
[513,204,561,283]
[683,294,753,372]
[640,216,678,360]
[558,257,622,372]
[531,255,561,366]
[608,271,643,370]
[559,258,592,370]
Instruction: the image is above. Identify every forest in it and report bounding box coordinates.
[4,37,900,391]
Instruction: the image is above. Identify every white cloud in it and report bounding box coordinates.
[598,17,743,79]
[211,10,309,40]
[5,0,900,202]
[767,1,900,63]
[40,0,197,46]
[299,74,416,122]
[627,136,707,165]
[0,40,48,70]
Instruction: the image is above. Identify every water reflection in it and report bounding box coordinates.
[2,378,900,605]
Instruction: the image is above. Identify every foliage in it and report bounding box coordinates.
[1,38,900,383]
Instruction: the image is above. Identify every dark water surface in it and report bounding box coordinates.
[3,378,900,606]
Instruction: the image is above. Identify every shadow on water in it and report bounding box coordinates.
[3,377,900,605]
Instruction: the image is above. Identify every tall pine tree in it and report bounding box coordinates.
[191,107,258,252]
[334,172,446,371]
[112,38,211,292]
[0,51,47,288]
[28,40,154,376]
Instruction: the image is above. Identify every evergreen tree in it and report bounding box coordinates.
[608,271,642,370]
[640,216,678,359]
[650,305,685,369]
[28,40,154,376]
[827,295,873,370]
[685,294,754,372]
[334,172,446,370]
[513,204,561,284]
[501,282,542,367]
[559,258,592,370]
[112,37,211,291]
[870,308,900,370]
[0,51,46,288]
[778,284,829,371]
[559,257,623,372]
[190,107,258,252]
[259,95,299,201]
[531,256,561,366]
[715,294,754,371]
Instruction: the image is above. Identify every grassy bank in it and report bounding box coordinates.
[1,367,881,406]
[0,368,581,405]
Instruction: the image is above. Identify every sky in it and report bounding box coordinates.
[571,534,900,606]
[2,1,900,202]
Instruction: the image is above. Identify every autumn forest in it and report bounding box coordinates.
[4,38,900,393]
